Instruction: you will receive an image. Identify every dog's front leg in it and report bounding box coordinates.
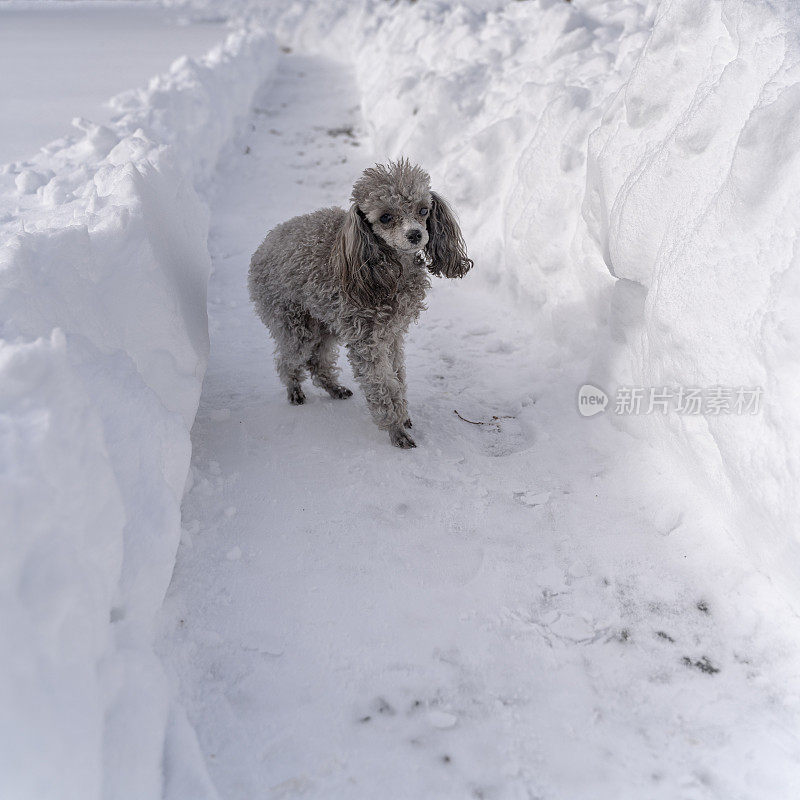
[347,339,415,449]
[390,335,412,429]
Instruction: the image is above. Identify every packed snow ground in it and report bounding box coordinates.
[158,46,800,800]
[0,1,226,165]
[3,0,800,797]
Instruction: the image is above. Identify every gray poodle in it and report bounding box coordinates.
[248,158,472,448]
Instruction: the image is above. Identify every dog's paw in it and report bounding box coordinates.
[288,386,306,405]
[403,418,413,429]
[389,426,416,449]
[328,385,353,400]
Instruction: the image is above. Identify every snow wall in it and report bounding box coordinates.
[0,27,277,800]
[245,0,800,595]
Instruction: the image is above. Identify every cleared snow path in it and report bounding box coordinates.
[159,53,800,800]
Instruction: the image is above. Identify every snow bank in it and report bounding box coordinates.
[0,26,277,800]
[582,0,800,588]
[234,0,800,598]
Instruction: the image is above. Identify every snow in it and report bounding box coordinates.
[0,1,227,165]
[0,20,277,800]
[583,0,800,589]
[3,0,800,798]
[159,7,800,797]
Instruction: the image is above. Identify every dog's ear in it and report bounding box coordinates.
[427,192,473,279]
[333,205,400,306]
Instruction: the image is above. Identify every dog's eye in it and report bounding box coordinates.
[419,208,429,217]
[379,213,393,225]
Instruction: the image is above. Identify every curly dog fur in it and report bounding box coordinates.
[248,158,472,448]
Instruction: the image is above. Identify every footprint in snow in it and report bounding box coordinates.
[465,324,494,337]
[485,338,518,354]
[453,409,531,458]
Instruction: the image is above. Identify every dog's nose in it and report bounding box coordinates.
[406,229,422,245]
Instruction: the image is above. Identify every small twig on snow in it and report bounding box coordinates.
[453,410,515,426]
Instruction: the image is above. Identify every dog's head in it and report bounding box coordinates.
[333,158,473,305]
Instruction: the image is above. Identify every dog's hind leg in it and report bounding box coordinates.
[308,328,352,400]
[271,304,317,405]
[275,348,307,405]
